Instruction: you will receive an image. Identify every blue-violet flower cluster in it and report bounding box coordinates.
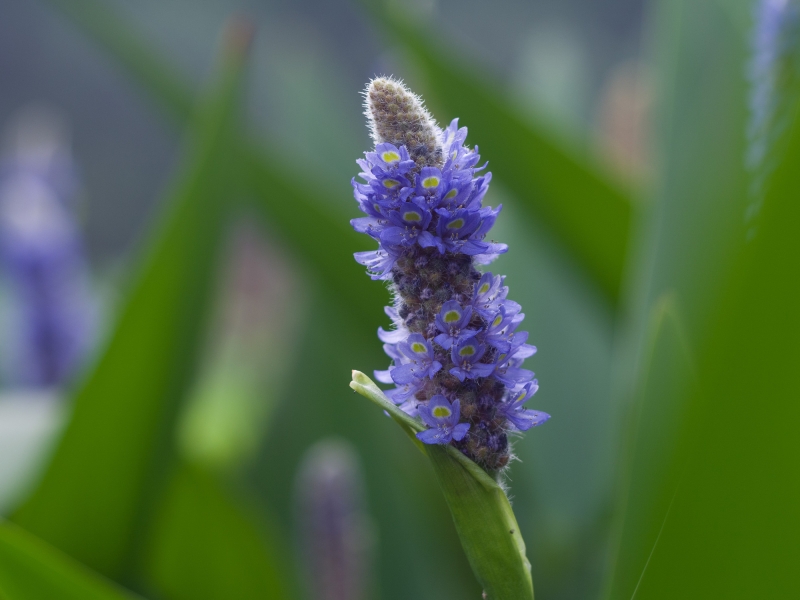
[351,77,550,470]
[0,109,95,387]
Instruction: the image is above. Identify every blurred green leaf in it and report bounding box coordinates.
[142,463,292,600]
[255,294,481,600]
[351,372,533,600]
[630,0,750,338]
[0,521,141,600]
[240,144,385,325]
[606,1,751,597]
[12,27,248,578]
[630,88,800,600]
[42,0,385,328]
[604,294,692,599]
[359,0,635,306]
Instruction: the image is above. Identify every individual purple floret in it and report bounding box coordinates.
[416,395,470,445]
[449,337,494,382]
[390,334,442,383]
[351,77,549,470]
[434,300,477,349]
[499,381,551,431]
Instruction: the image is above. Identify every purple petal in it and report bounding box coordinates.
[390,363,422,385]
[452,422,470,441]
[416,427,450,445]
[449,367,467,382]
[378,326,407,344]
[469,363,496,378]
[507,409,550,431]
[434,333,454,349]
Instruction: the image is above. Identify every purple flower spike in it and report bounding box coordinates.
[350,77,548,470]
[0,109,95,388]
[416,395,470,445]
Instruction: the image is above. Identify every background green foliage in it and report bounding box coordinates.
[0,0,797,598]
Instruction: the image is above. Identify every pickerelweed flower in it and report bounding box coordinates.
[296,439,371,600]
[748,0,800,226]
[351,77,550,470]
[0,109,95,388]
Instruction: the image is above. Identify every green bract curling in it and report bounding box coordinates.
[350,371,534,600]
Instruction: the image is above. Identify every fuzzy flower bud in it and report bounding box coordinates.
[365,77,442,170]
[351,78,550,471]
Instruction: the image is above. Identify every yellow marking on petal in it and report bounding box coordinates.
[447,218,465,229]
[493,315,503,327]
[516,391,526,402]
[382,151,401,163]
[478,283,490,295]
[444,310,461,323]
[383,179,400,189]
[432,406,452,418]
[403,211,422,222]
[459,345,476,357]
[422,176,440,189]
[444,189,458,200]
[411,342,427,353]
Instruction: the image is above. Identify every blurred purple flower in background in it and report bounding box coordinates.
[295,439,372,600]
[748,0,800,228]
[0,106,95,389]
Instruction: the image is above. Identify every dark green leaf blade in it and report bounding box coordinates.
[241,144,386,323]
[12,29,249,578]
[604,294,693,599]
[142,463,293,600]
[604,1,752,597]
[631,92,800,600]
[0,521,141,600]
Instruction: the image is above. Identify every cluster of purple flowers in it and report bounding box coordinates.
[351,78,549,470]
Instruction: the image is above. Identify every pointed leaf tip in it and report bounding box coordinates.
[351,370,368,384]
